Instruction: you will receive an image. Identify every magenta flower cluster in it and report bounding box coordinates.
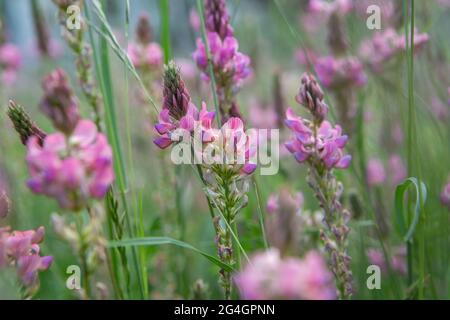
[27,120,114,211]
[0,226,53,290]
[0,43,22,86]
[235,249,336,300]
[359,28,429,73]
[193,32,251,90]
[315,56,367,89]
[154,101,215,149]
[285,108,351,169]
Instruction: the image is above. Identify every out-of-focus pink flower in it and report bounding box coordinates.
[189,8,201,32]
[0,191,10,219]
[235,249,336,300]
[266,190,303,214]
[431,97,449,121]
[248,100,278,129]
[359,28,429,73]
[0,226,52,290]
[315,56,367,89]
[388,154,407,185]
[392,123,404,145]
[441,177,450,211]
[128,42,163,70]
[295,48,317,66]
[40,69,80,134]
[309,0,352,15]
[175,58,198,82]
[0,43,22,70]
[367,158,386,187]
[26,120,114,211]
[193,32,251,91]
[438,0,450,7]
[367,246,407,275]
[0,43,22,86]
[285,108,351,169]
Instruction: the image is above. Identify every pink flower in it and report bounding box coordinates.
[193,32,251,90]
[0,43,22,86]
[40,69,80,134]
[367,246,407,275]
[0,43,22,70]
[388,155,407,185]
[200,116,257,175]
[26,120,114,211]
[441,177,450,211]
[248,100,279,129]
[189,8,201,32]
[285,108,351,169]
[235,249,336,300]
[0,226,52,290]
[128,42,163,69]
[309,0,352,16]
[360,28,429,73]
[315,56,367,89]
[367,158,386,187]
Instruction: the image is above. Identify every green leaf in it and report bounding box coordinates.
[394,177,427,242]
[108,237,234,272]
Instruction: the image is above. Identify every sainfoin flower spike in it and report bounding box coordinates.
[7,100,47,146]
[40,68,80,134]
[26,119,114,211]
[284,72,353,299]
[235,249,336,300]
[0,226,53,295]
[193,0,251,121]
[153,59,256,299]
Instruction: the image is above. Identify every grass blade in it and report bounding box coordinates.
[109,237,234,272]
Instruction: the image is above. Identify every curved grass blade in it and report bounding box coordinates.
[109,237,234,272]
[394,177,427,242]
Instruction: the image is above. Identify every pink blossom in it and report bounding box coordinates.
[26,120,114,211]
[388,154,407,185]
[0,226,52,289]
[367,246,407,275]
[235,249,336,300]
[285,108,351,169]
[295,48,317,66]
[128,42,163,69]
[0,43,22,70]
[189,8,201,32]
[248,100,278,129]
[266,190,303,214]
[359,28,429,73]
[441,177,450,211]
[366,158,386,187]
[200,116,257,175]
[0,43,22,86]
[40,68,80,134]
[315,56,367,88]
[309,0,352,16]
[193,32,251,90]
